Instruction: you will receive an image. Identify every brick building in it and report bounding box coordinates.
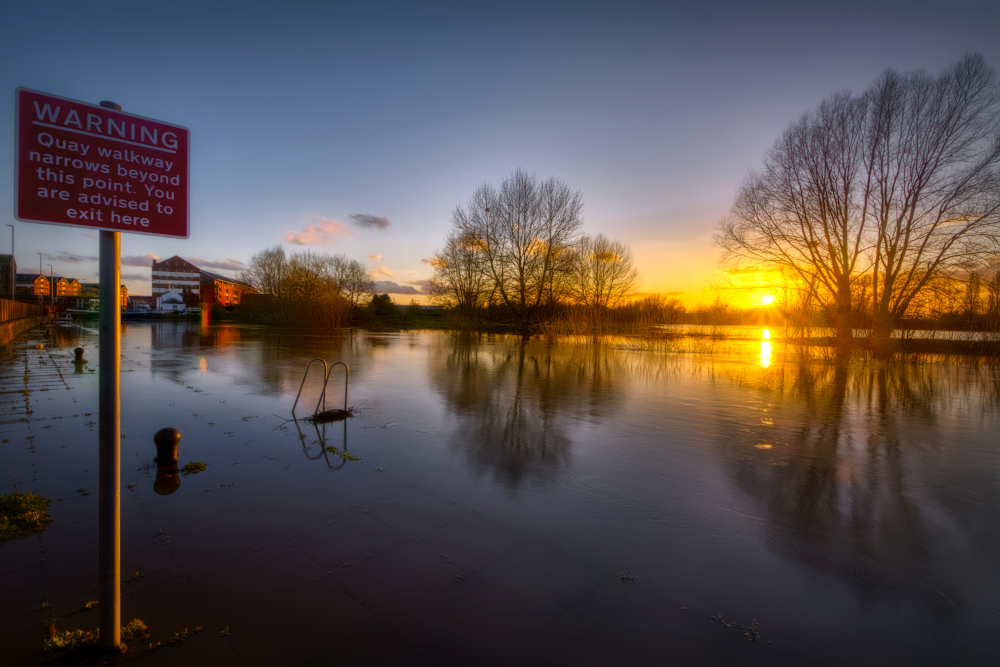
[200,270,252,307]
[151,255,253,308]
[15,275,83,299]
[17,273,50,296]
[152,256,201,301]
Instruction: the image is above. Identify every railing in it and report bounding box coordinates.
[292,359,350,418]
[0,298,45,323]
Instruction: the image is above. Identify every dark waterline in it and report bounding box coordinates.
[3,321,999,665]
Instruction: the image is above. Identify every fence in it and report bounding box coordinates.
[0,298,45,323]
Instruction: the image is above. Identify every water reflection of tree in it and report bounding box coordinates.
[430,338,631,489]
[148,322,358,400]
[719,361,1000,614]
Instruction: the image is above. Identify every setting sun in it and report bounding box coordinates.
[761,295,775,305]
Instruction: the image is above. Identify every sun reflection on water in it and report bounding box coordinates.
[759,340,772,368]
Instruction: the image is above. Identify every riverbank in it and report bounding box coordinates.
[0,315,50,349]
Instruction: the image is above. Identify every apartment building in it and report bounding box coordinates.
[152,256,253,307]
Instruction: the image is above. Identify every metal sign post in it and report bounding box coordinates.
[96,100,121,648]
[98,229,121,646]
[14,89,189,648]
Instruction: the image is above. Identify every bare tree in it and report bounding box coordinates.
[285,250,331,301]
[718,53,1000,341]
[453,169,584,334]
[429,231,489,316]
[718,92,872,339]
[335,256,376,310]
[569,234,640,311]
[866,54,1000,336]
[962,272,984,317]
[240,245,290,297]
[239,245,373,324]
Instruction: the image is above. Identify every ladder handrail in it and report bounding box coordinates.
[292,358,328,416]
[317,361,349,415]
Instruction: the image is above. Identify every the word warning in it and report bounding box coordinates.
[15,88,190,238]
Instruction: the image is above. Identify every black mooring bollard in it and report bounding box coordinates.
[153,428,181,463]
[153,428,182,496]
[74,347,85,362]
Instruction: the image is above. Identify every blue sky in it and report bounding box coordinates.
[3,0,999,305]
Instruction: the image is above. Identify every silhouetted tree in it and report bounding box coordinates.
[368,293,395,317]
[718,53,1000,341]
[568,233,640,312]
[428,231,490,316]
[240,245,290,297]
[452,169,584,334]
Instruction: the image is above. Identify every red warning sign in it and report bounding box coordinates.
[15,88,190,238]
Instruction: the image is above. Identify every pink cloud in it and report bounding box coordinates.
[285,216,354,245]
[368,265,394,279]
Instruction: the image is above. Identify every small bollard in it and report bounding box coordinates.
[74,347,85,362]
[153,428,181,463]
[153,428,182,496]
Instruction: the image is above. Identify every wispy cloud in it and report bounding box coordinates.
[186,257,245,271]
[350,213,391,230]
[285,215,354,245]
[369,253,383,261]
[368,265,394,278]
[122,273,149,281]
[46,251,98,264]
[373,280,423,295]
[122,253,159,267]
[422,257,445,268]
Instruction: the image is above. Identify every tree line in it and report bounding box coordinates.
[717,53,1000,342]
[237,246,376,327]
[428,169,658,334]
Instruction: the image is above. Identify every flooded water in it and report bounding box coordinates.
[3,321,999,665]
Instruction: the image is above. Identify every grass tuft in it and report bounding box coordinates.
[324,446,360,462]
[167,625,204,644]
[0,492,54,544]
[43,618,150,665]
[180,462,207,476]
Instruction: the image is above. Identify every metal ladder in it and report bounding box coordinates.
[292,359,350,417]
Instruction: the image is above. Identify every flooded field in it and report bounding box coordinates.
[2,321,1000,665]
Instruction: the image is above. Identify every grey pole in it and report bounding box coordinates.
[48,264,53,308]
[4,225,12,300]
[98,99,122,649]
